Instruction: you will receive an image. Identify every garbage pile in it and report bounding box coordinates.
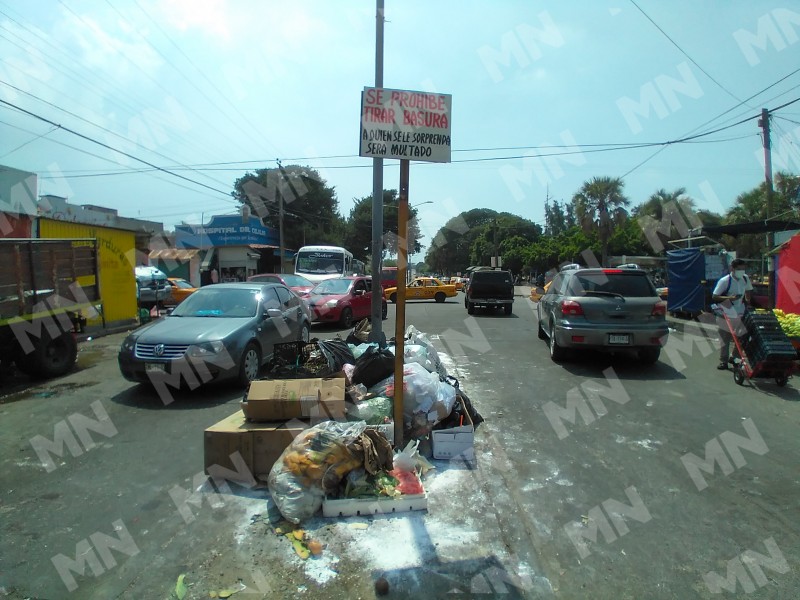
[204,320,483,526]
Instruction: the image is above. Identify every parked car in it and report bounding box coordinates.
[247,273,314,297]
[135,265,172,308]
[384,277,458,303]
[303,276,387,327]
[118,282,311,387]
[537,267,668,364]
[165,277,197,305]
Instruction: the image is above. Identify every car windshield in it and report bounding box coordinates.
[567,273,656,298]
[282,274,312,287]
[171,288,258,317]
[311,279,352,295]
[172,279,194,289]
[297,251,344,275]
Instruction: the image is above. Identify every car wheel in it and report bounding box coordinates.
[389,293,397,304]
[238,342,261,387]
[339,307,353,328]
[299,322,310,343]
[537,318,547,340]
[504,304,512,315]
[549,322,567,362]
[382,302,388,320]
[733,363,746,386]
[434,292,445,303]
[21,330,78,379]
[467,302,475,315]
[639,347,660,365]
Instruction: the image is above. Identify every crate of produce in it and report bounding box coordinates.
[267,341,330,378]
[744,338,798,364]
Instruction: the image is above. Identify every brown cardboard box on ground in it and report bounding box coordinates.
[242,377,346,422]
[204,410,306,482]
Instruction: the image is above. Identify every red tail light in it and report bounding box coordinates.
[602,269,623,274]
[561,299,584,316]
[651,301,667,317]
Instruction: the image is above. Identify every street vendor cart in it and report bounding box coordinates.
[725,310,798,387]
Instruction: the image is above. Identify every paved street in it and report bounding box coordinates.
[1,291,799,599]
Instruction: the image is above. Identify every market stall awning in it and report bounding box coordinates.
[698,220,800,238]
[149,248,200,260]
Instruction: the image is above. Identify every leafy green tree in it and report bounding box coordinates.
[633,188,704,253]
[343,190,422,263]
[425,209,542,274]
[544,198,575,236]
[572,176,630,266]
[231,165,345,251]
[723,172,798,257]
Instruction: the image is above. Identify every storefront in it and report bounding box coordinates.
[174,215,287,284]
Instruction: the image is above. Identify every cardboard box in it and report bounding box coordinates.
[204,410,306,482]
[242,377,346,422]
[431,398,475,462]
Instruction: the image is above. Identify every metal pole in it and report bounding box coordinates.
[760,108,775,308]
[368,0,386,345]
[393,159,409,448]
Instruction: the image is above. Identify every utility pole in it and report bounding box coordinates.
[368,0,386,345]
[759,108,774,308]
[276,160,288,275]
[493,220,499,268]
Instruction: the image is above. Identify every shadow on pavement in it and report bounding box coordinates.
[375,558,532,598]
[553,350,688,381]
[110,380,243,410]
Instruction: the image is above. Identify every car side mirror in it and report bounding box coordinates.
[354,289,364,296]
[265,308,282,319]
[535,286,545,295]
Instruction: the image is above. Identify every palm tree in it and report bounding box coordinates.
[633,187,703,252]
[572,176,630,266]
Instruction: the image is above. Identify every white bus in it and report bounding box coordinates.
[294,245,360,283]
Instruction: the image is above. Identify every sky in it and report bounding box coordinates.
[1,1,800,253]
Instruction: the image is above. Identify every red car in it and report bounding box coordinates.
[247,273,314,297]
[303,276,387,327]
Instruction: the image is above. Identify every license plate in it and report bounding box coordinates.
[608,334,630,345]
[145,363,166,373]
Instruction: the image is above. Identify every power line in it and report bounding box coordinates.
[0,97,233,196]
[104,0,281,161]
[629,0,746,105]
[0,7,249,176]
[55,0,266,167]
[0,78,234,190]
[0,124,57,159]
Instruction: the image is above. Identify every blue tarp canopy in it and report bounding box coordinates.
[667,248,706,313]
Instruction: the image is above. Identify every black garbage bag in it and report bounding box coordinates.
[434,376,484,429]
[351,345,395,388]
[317,338,356,370]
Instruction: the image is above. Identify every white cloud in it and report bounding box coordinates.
[56,9,163,81]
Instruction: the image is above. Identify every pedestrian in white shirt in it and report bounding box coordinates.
[711,258,753,370]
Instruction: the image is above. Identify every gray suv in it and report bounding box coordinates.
[537,267,668,363]
[135,266,173,308]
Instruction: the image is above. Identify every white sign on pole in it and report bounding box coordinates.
[360,87,452,163]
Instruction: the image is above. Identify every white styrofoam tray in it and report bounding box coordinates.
[322,493,427,517]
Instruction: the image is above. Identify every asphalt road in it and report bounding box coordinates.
[1,292,798,599]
